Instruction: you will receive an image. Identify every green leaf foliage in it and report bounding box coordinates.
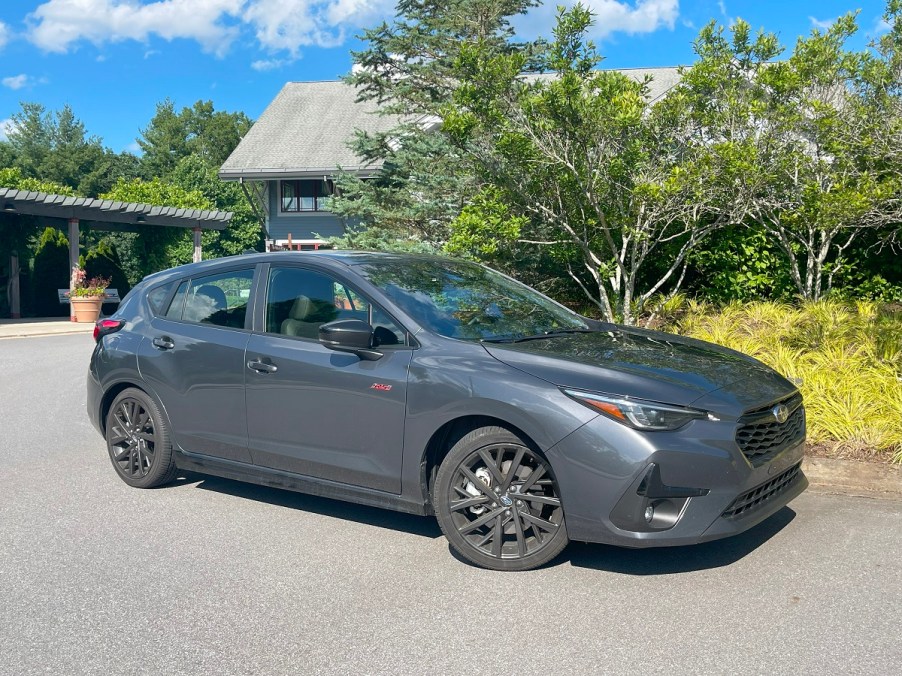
[100,177,214,279]
[31,227,70,318]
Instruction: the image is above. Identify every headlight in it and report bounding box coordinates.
[562,389,707,431]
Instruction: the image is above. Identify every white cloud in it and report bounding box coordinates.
[515,1,679,42]
[251,57,293,71]
[21,0,679,63]
[0,21,9,50]
[26,0,245,57]
[242,0,393,56]
[874,17,891,35]
[0,118,16,141]
[2,74,29,90]
[809,16,837,31]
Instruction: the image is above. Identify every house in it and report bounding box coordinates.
[219,68,682,249]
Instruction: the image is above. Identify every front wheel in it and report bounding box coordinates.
[105,388,176,488]
[433,426,568,571]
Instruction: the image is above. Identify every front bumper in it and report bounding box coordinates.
[546,413,807,547]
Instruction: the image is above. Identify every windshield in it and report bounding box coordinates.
[356,258,589,341]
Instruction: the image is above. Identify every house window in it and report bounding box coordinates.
[280,180,331,212]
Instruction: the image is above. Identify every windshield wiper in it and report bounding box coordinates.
[482,328,595,344]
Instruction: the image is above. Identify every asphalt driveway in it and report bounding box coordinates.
[1,334,900,674]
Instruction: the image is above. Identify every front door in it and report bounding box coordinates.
[245,265,412,493]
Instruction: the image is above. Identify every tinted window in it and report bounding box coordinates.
[266,267,405,345]
[146,283,173,315]
[357,259,588,341]
[165,281,188,320]
[166,269,254,328]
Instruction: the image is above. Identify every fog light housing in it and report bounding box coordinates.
[644,505,655,523]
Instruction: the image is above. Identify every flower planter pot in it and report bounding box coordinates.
[71,296,104,323]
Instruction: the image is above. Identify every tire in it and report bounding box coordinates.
[433,426,569,571]
[105,388,177,488]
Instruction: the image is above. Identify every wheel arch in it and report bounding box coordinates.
[419,414,547,513]
[99,381,165,435]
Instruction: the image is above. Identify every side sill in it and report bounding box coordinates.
[174,449,428,516]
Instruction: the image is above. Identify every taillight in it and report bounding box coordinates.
[94,319,124,342]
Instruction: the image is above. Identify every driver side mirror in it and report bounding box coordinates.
[318,319,383,361]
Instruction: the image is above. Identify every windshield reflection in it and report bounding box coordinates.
[357,259,589,341]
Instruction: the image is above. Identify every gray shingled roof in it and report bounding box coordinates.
[0,188,232,230]
[219,81,401,180]
[219,67,683,181]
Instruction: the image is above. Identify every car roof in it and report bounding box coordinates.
[140,250,467,284]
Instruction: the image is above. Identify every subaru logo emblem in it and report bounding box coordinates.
[772,404,789,424]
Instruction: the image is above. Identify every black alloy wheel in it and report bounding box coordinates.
[105,388,176,488]
[434,426,568,571]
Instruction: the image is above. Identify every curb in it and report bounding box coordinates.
[803,456,902,500]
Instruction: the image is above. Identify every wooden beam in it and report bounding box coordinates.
[68,218,79,322]
[193,227,202,263]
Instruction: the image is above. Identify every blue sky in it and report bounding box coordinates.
[0,0,893,154]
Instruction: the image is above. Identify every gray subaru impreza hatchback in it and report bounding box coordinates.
[88,251,807,570]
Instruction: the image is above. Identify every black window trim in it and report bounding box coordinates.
[279,179,331,213]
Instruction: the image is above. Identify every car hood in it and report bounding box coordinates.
[482,327,796,413]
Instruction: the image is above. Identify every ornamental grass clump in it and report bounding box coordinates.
[670,300,902,462]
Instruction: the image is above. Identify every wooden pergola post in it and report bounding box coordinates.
[8,252,20,319]
[193,227,202,263]
[68,218,79,322]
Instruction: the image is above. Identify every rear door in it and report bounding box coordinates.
[137,266,256,463]
[244,264,412,493]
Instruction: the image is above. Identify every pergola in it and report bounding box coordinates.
[0,187,232,320]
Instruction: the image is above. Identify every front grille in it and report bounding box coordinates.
[735,394,805,466]
[722,462,803,519]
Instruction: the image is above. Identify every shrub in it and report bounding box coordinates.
[31,227,70,318]
[668,300,902,462]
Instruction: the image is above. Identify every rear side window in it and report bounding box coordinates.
[146,283,173,315]
[164,269,255,329]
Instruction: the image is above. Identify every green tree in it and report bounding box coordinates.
[31,227,70,317]
[2,103,138,196]
[331,0,538,245]
[100,177,215,278]
[170,155,264,256]
[444,5,725,323]
[678,13,900,300]
[138,99,253,178]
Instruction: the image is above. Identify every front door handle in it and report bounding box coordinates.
[152,336,175,350]
[247,359,278,374]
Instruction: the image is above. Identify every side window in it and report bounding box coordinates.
[266,267,406,345]
[146,283,173,316]
[166,269,254,328]
[165,281,188,319]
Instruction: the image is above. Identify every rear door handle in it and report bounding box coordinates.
[152,336,175,350]
[247,359,277,374]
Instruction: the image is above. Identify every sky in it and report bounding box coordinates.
[0,0,894,154]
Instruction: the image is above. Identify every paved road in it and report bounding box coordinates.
[1,334,900,675]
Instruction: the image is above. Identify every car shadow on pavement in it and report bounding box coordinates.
[564,506,797,574]
[188,473,443,539]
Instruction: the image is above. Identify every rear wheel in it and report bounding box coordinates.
[434,426,568,571]
[105,388,176,488]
